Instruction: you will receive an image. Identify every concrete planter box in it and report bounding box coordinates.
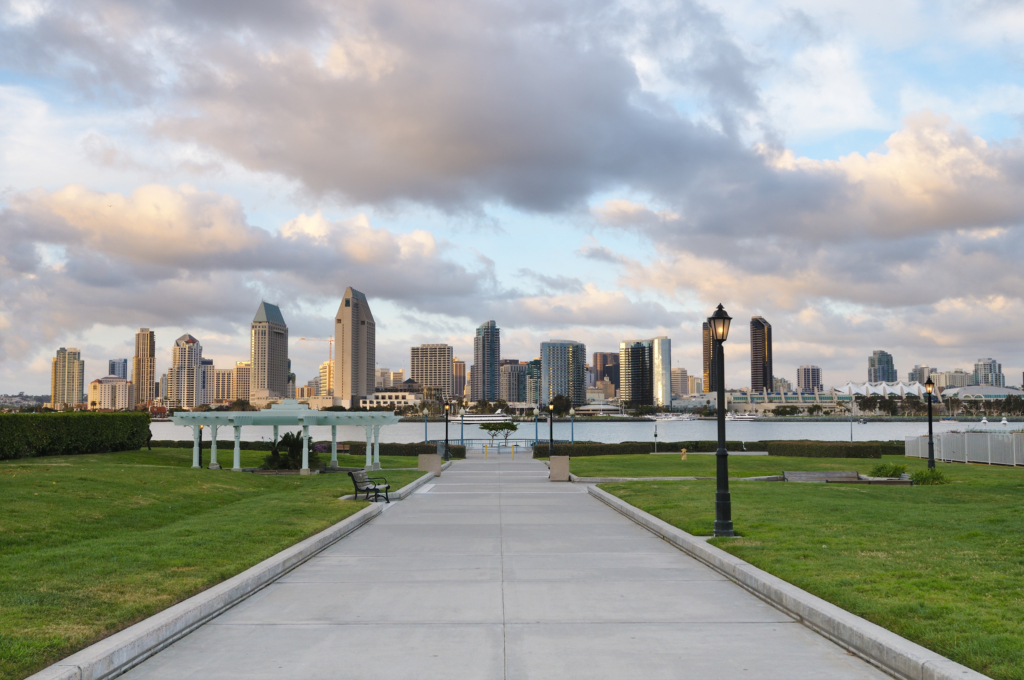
[549,455,570,481]
[418,453,443,477]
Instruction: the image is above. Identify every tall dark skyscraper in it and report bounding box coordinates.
[471,320,500,401]
[593,352,619,387]
[868,350,897,382]
[619,340,653,406]
[702,322,715,393]
[750,316,773,392]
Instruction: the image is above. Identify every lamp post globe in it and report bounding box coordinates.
[708,303,734,537]
[925,378,935,470]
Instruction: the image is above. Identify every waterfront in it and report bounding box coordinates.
[148,418,1014,445]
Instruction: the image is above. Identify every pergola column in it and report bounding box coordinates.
[232,424,241,471]
[301,423,310,475]
[209,424,220,469]
[192,425,201,468]
[330,425,338,468]
[364,425,373,469]
[372,425,381,470]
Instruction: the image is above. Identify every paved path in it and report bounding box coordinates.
[124,454,890,679]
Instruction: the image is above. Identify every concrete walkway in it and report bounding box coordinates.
[123,454,890,679]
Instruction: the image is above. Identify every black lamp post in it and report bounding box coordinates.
[925,378,935,469]
[548,403,554,456]
[534,407,539,445]
[444,402,450,461]
[199,424,204,469]
[708,303,734,537]
[422,406,429,443]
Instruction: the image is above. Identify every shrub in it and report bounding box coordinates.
[0,412,150,459]
[911,468,950,485]
[338,442,467,458]
[533,441,761,458]
[764,441,900,458]
[261,433,323,470]
[870,462,908,478]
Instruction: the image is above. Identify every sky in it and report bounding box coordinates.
[1,0,1023,394]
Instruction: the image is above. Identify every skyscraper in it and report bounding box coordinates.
[51,347,85,409]
[796,365,822,393]
[199,358,215,405]
[974,358,1005,387]
[411,344,455,398]
[907,365,932,383]
[319,360,334,397]
[167,334,202,408]
[375,368,393,390]
[525,358,542,405]
[471,321,500,401]
[108,359,128,380]
[500,362,528,403]
[702,322,715,393]
[671,367,688,397]
[250,301,289,400]
[750,317,773,392]
[868,350,897,382]
[335,287,376,406]
[453,358,466,398]
[213,368,233,401]
[232,361,251,402]
[540,340,587,406]
[593,352,620,388]
[619,340,653,406]
[132,328,156,407]
[651,337,671,407]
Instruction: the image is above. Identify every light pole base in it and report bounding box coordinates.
[714,523,735,537]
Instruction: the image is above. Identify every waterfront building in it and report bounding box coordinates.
[50,347,85,409]
[907,365,932,384]
[132,328,156,407]
[213,368,233,402]
[166,334,202,408]
[540,340,587,407]
[500,361,528,403]
[319,360,334,397]
[702,322,715,393]
[688,375,702,395]
[360,388,423,409]
[868,350,897,382]
[87,376,134,410]
[335,287,376,407]
[375,368,392,390]
[593,352,619,388]
[620,340,653,406]
[525,358,542,405]
[671,367,688,396]
[931,368,969,389]
[411,344,454,399]
[796,365,822,393]
[749,317,773,392]
[652,338,671,407]
[231,361,251,402]
[471,321,500,402]
[453,358,466,398]
[158,373,168,402]
[108,359,128,380]
[940,385,1022,402]
[199,359,215,405]
[250,301,289,400]
[974,358,1005,388]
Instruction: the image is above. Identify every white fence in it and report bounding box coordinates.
[905,432,1024,466]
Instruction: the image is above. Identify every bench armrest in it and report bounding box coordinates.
[368,476,388,484]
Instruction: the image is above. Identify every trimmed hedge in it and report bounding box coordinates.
[533,441,758,457]
[0,412,151,460]
[764,441,900,458]
[148,440,467,458]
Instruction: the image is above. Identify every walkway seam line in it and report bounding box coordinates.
[587,485,992,680]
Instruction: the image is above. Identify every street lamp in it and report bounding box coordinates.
[198,424,204,469]
[459,406,466,445]
[569,407,575,445]
[422,406,429,443]
[548,403,554,457]
[444,402,450,461]
[925,378,935,470]
[533,407,539,445]
[708,303,734,537]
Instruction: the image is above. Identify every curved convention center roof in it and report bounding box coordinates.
[833,381,932,397]
[939,386,1024,401]
[171,399,402,427]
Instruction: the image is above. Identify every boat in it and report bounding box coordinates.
[458,410,513,424]
[725,412,759,421]
[857,419,867,424]
[645,413,695,422]
[940,417,956,423]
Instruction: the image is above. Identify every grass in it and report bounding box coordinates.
[599,455,1024,680]
[569,452,891,478]
[0,448,424,680]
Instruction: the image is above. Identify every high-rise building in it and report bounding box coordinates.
[335,287,376,406]
[132,328,156,407]
[796,365,822,393]
[749,317,773,392]
[868,350,897,382]
[108,359,128,380]
[652,337,671,407]
[213,368,233,401]
[540,340,587,406]
[199,359,215,405]
[525,358,542,405]
[375,368,392,389]
[688,375,702,395]
[471,321,500,402]
[51,347,85,409]
[453,358,466,398]
[593,352,620,388]
[931,369,969,389]
[390,369,404,385]
[88,376,134,410]
[772,376,793,392]
[620,340,653,406]
[907,365,932,383]
[411,344,454,398]
[702,322,715,393]
[232,361,251,402]
[167,334,202,408]
[500,362,528,403]
[671,368,688,397]
[974,358,1005,387]
[250,301,289,400]
[158,373,168,401]
[319,360,334,397]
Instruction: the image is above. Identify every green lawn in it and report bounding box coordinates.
[570,453,890,478]
[0,448,423,680]
[600,456,1024,680]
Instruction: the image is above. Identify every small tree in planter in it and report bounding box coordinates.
[480,421,518,446]
[262,432,322,470]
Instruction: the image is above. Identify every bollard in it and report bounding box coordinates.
[485,445,488,460]
[512,444,515,460]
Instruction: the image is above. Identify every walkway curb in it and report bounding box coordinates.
[569,474,783,483]
[338,462,453,501]
[587,485,991,680]
[27,503,383,680]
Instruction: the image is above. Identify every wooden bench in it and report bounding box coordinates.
[783,470,859,483]
[348,470,390,502]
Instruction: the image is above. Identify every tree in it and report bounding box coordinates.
[807,404,823,416]
[773,405,799,417]
[549,394,573,416]
[480,421,518,445]
[473,399,492,414]
[262,432,322,470]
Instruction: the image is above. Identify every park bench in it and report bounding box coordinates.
[348,470,390,502]
[783,470,859,483]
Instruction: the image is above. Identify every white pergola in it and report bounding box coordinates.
[171,400,402,473]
